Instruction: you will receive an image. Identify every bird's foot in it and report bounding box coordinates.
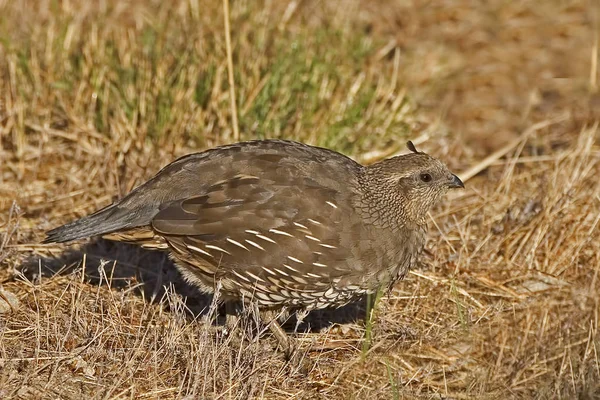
[260,310,311,373]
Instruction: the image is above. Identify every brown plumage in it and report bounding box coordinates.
[44,139,463,353]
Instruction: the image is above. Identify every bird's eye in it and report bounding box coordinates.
[420,173,432,182]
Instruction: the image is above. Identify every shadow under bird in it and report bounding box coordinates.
[44,139,464,357]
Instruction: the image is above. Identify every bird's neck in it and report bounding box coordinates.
[357,169,427,231]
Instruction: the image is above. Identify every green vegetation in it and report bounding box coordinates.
[0,1,410,157]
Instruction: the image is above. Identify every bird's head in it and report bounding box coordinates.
[362,141,464,227]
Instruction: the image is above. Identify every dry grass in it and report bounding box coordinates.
[1,0,599,398]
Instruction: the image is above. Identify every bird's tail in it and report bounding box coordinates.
[43,202,156,244]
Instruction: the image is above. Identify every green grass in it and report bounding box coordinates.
[1,1,411,157]
[361,286,384,359]
[450,278,469,330]
[386,360,401,400]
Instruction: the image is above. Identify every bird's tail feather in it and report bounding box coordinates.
[43,203,154,244]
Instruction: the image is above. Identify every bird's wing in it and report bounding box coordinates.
[151,174,358,293]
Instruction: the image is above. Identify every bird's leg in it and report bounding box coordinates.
[260,309,295,357]
[294,309,310,333]
[260,309,311,371]
[224,301,240,335]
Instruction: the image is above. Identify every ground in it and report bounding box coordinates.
[1,0,599,399]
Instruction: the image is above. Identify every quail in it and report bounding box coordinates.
[44,139,464,354]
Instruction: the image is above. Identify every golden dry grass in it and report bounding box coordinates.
[1,0,600,398]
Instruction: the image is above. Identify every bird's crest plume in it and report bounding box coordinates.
[406,141,421,154]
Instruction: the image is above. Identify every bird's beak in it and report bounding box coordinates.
[448,174,464,189]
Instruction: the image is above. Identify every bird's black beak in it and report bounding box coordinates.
[448,174,464,189]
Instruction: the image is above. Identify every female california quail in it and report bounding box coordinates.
[44,139,463,354]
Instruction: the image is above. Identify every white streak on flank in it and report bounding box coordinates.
[205,244,231,255]
[313,262,327,267]
[274,268,289,277]
[287,255,303,264]
[292,276,308,284]
[254,292,271,301]
[212,179,228,186]
[262,267,277,276]
[269,228,294,237]
[255,234,276,244]
[283,263,300,273]
[306,273,321,278]
[232,270,251,282]
[293,222,308,229]
[195,263,216,274]
[234,174,259,180]
[246,271,265,282]
[245,239,265,251]
[255,282,269,292]
[186,245,214,258]
[325,201,338,209]
[226,238,249,251]
[313,251,323,255]
[308,219,322,225]
[305,235,320,242]
[245,229,260,235]
[319,243,337,249]
[143,243,168,250]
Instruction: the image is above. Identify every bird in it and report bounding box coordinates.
[44,139,464,356]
